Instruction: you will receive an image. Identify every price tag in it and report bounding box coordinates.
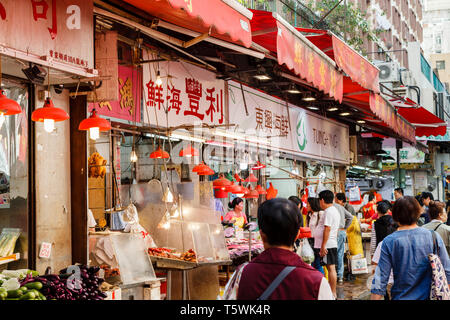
[39,242,52,259]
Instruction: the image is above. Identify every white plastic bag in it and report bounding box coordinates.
[122,203,157,248]
[297,238,315,265]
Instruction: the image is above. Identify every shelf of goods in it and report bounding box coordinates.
[0,253,20,266]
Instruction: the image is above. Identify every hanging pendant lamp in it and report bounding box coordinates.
[197,166,215,176]
[244,173,258,182]
[32,97,69,133]
[255,185,267,195]
[150,146,170,159]
[78,109,111,140]
[251,161,266,170]
[243,187,259,199]
[179,145,199,157]
[0,90,21,126]
[192,161,208,173]
[213,175,232,191]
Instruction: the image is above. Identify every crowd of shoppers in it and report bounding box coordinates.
[222,188,450,301]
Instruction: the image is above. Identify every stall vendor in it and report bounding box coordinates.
[224,197,248,230]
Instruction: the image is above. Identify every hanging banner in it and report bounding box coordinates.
[228,81,349,164]
[88,65,141,122]
[142,52,226,128]
[0,0,94,70]
[276,21,343,103]
[332,34,380,93]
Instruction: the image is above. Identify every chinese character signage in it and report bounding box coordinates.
[276,22,343,103]
[228,81,349,164]
[142,53,226,127]
[381,137,429,170]
[88,65,141,122]
[0,0,93,69]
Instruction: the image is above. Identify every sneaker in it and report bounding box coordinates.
[338,278,344,284]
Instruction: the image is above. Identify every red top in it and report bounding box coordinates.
[237,247,324,300]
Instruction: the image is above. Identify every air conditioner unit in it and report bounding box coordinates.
[400,69,416,86]
[375,61,400,83]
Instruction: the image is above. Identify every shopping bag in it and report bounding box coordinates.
[349,186,362,204]
[350,254,368,274]
[346,216,364,256]
[297,238,315,265]
[429,231,450,300]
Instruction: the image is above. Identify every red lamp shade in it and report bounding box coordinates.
[243,187,259,199]
[149,146,170,159]
[78,109,111,131]
[244,173,258,182]
[213,175,232,190]
[197,166,215,176]
[0,90,21,115]
[251,161,266,170]
[214,188,229,199]
[192,161,208,172]
[31,97,69,122]
[255,185,267,195]
[230,184,246,194]
[179,145,199,157]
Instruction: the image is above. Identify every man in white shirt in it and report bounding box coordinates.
[318,190,341,298]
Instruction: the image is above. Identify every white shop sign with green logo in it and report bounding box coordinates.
[228,81,349,164]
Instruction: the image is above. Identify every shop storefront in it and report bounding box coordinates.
[0,0,96,274]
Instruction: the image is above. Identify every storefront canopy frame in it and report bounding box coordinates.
[122,0,254,48]
[388,96,447,137]
[249,10,344,103]
[299,29,380,94]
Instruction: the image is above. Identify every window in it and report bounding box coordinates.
[0,80,29,269]
[436,60,445,70]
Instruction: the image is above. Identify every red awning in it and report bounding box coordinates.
[123,0,253,48]
[301,30,380,93]
[342,78,416,144]
[250,10,343,102]
[389,97,447,137]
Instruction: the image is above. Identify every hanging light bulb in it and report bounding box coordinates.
[89,126,100,140]
[0,112,5,127]
[170,204,180,218]
[162,186,174,203]
[130,150,138,163]
[32,97,69,132]
[156,70,162,86]
[158,210,171,229]
[43,118,55,133]
[78,109,111,139]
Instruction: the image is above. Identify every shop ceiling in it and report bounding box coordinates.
[93,0,416,145]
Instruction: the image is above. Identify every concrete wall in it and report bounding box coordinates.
[34,87,72,274]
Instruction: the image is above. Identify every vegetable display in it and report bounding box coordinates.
[0,270,45,300]
[0,228,21,257]
[1,265,107,300]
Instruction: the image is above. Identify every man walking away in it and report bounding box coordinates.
[333,201,353,284]
[335,193,356,216]
[223,198,334,300]
[394,187,403,200]
[318,190,341,298]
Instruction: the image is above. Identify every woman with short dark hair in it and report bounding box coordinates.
[422,201,450,256]
[222,198,334,300]
[371,196,450,300]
